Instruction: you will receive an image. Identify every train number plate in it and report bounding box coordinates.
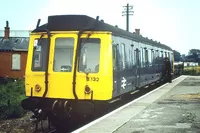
[87,77,99,82]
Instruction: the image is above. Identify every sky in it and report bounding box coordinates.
[0,0,199,55]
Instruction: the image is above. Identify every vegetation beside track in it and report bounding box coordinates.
[0,78,27,119]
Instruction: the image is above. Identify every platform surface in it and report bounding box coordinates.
[75,76,200,133]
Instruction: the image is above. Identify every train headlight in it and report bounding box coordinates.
[85,85,91,94]
[35,84,41,92]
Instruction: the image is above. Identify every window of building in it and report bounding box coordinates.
[12,53,21,70]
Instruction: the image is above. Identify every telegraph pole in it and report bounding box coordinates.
[122,3,134,32]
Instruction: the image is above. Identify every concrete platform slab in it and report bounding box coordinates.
[73,76,194,133]
[114,76,200,133]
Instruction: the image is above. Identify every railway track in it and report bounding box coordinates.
[35,75,180,133]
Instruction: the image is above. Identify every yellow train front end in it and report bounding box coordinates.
[25,32,113,101]
[21,15,117,126]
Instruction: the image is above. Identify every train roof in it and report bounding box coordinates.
[32,15,172,51]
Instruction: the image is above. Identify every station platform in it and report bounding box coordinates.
[73,75,200,133]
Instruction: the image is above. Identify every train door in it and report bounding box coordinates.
[135,49,140,87]
[48,34,77,98]
[112,44,121,95]
[112,43,127,97]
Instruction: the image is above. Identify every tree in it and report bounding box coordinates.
[173,50,181,62]
[188,49,200,55]
[185,49,200,63]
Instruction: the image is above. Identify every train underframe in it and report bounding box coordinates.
[21,96,110,131]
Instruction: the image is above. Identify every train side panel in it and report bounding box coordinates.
[110,35,174,98]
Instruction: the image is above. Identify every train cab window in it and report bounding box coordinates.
[32,38,48,71]
[53,38,74,72]
[78,38,100,73]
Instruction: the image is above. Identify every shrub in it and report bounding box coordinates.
[0,78,27,119]
[183,69,199,75]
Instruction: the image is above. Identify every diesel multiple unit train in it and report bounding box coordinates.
[21,15,174,129]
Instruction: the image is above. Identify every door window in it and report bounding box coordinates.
[53,38,74,72]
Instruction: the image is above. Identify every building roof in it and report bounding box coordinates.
[0,37,29,51]
[0,30,30,51]
[32,15,172,51]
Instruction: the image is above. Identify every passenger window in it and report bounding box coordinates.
[156,50,159,58]
[135,49,140,66]
[128,49,132,68]
[171,53,173,61]
[140,48,143,67]
[121,43,126,69]
[151,50,155,63]
[131,46,135,67]
[113,45,117,69]
[160,51,163,58]
[165,52,167,57]
[148,49,152,64]
[141,48,146,67]
[53,38,74,72]
[145,49,148,65]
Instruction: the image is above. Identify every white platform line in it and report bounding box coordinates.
[72,76,183,133]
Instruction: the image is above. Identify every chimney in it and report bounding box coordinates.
[4,21,10,39]
[135,29,140,35]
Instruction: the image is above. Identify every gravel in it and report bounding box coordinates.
[0,112,35,133]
